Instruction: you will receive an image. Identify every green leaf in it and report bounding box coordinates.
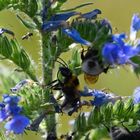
[0,0,39,18]
[16,14,37,29]
[0,36,37,81]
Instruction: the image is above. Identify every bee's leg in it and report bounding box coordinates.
[81,46,85,60]
[50,95,62,113]
[61,98,67,108]
[47,79,58,86]
[103,65,110,73]
[68,105,79,116]
[68,99,80,116]
[47,80,62,90]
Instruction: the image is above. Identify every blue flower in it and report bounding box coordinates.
[80,88,121,107]
[133,87,140,104]
[102,34,140,65]
[90,90,119,107]
[0,94,30,134]
[131,14,140,32]
[42,11,78,32]
[80,9,101,19]
[62,28,92,46]
[42,21,68,32]
[5,115,30,134]
[130,14,140,40]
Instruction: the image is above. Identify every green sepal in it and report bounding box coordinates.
[87,107,103,128]
[0,36,13,58]
[74,113,87,133]
[113,100,124,118]
[131,56,140,77]
[10,39,21,61]
[123,98,134,119]
[19,49,31,70]
[133,103,140,120]
[18,84,43,117]
[101,103,113,123]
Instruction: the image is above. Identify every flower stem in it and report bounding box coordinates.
[41,33,57,138]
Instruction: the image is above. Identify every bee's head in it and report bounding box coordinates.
[59,67,72,77]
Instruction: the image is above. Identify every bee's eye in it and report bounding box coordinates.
[59,67,72,77]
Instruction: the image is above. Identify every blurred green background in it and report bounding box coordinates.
[0,0,140,139]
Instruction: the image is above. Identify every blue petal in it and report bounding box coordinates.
[0,109,7,122]
[62,28,92,46]
[0,103,5,108]
[3,95,20,104]
[41,5,48,22]
[133,87,140,104]
[130,14,140,40]
[50,11,79,21]
[5,115,30,134]
[102,43,120,64]
[5,104,22,115]
[131,14,140,32]
[89,89,119,107]
[80,9,101,19]
[112,33,127,46]
[42,21,67,32]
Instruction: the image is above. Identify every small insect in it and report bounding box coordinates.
[47,58,81,116]
[110,126,140,140]
[22,32,33,40]
[81,47,109,86]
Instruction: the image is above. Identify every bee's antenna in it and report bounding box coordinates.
[57,57,68,68]
[56,60,67,68]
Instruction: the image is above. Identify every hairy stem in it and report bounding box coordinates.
[41,33,57,137]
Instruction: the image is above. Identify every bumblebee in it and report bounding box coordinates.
[48,58,81,116]
[81,47,109,86]
[22,32,33,40]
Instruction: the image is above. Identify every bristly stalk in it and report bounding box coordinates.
[41,33,57,137]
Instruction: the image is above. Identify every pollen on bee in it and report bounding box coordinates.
[84,73,99,86]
